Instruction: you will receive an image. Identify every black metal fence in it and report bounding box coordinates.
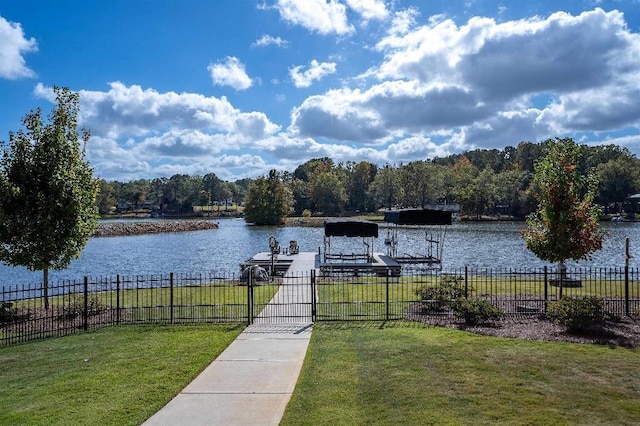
[1,266,639,346]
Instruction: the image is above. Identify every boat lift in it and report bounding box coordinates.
[383,209,453,272]
[323,219,378,263]
[320,219,400,276]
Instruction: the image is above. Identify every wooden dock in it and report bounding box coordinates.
[242,251,400,276]
[240,251,298,274]
[319,252,401,276]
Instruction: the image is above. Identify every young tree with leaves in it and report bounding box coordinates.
[522,138,605,287]
[0,87,99,308]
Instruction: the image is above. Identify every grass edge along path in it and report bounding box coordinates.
[282,323,640,425]
[0,324,243,425]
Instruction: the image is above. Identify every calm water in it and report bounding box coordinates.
[1,219,639,286]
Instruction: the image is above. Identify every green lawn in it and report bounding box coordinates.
[9,282,280,325]
[0,324,243,425]
[282,323,640,425]
[3,321,640,425]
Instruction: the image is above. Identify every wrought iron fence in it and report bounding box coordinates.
[1,266,639,346]
[316,266,640,321]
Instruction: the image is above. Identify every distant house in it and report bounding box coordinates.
[623,194,640,213]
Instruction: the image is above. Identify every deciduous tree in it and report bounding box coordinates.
[0,87,99,308]
[310,171,346,215]
[244,170,293,225]
[522,138,605,284]
[369,165,402,209]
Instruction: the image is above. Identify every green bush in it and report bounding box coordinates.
[414,275,468,311]
[546,296,606,332]
[61,295,104,319]
[0,301,17,323]
[451,298,503,325]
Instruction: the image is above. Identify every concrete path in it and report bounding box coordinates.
[143,253,317,426]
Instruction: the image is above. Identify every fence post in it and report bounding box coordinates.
[311,269,317,322]
[170,273,174,324]
[116,275,121,325]
[83,277,89,331]
[386,269,390,321]
[625,238,630,317]
[247,268,254,325]
[543,266,548,313]
[464,266,469,299]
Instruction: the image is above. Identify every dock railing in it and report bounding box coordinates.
[1,266,639,346]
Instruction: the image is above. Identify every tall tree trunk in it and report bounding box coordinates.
[43,267,49,310]
[558,262,566,299]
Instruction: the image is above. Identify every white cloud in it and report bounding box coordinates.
[275,0,354,35]
[252,34,289,47]
[207,56,253,90]
[24,6,640,182]
[386,134,452,161]
[137,129,232,158]
[289,59,337,88]
[463,108,553,149]
[86,136,153,181]
[290,80,490,143]
[345,0,389,22]
[0,16,37,79]
[33,82,55,101]
[375,8,637,100]
[592,134,640,153]
[33,82,285,180]
[43,82,280,140]
[292,7,640,153]
[387,7,419,36]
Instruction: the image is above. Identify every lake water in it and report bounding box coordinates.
[1,219,639,287]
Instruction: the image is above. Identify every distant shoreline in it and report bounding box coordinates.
[93,220,219,237]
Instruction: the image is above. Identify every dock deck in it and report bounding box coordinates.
[242,251,400,276]
[319,252,401,275]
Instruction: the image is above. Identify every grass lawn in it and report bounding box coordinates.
[282,323,640,425]
[0,324,243,425]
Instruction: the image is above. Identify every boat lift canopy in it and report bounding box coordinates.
[323,219,378,263]
[324,219,379,238]
[384,209,452,226]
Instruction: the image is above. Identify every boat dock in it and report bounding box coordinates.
[241,251,401,276]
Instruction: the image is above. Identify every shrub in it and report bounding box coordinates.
[0,301,17,323]
[451,298,503,325]
[414,275,468,311]
[546,296,606,332]
[61,295,104,319]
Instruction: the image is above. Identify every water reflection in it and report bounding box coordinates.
[0,219,638,286]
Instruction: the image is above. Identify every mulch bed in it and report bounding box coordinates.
[406,303,640,347]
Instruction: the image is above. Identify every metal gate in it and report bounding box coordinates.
[248,270,316,324]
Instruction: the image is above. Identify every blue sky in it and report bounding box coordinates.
[1,0,639,182]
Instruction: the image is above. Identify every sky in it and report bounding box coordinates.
[0,0,639,182]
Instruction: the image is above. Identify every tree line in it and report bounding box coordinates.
[99,140,640,221]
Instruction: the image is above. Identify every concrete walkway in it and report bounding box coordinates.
[143,253,317,426]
